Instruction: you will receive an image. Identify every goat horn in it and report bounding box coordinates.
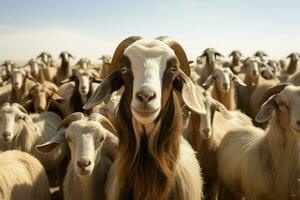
[12,103,28,114]
[259,83,290,107]
[109,36,142,75]
[90,113,116,134]
[57,112,85,131]
[156,36,190,76]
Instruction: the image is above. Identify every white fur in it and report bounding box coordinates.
[124,39,176,124]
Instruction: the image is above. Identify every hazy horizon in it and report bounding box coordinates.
[1,0,299,62]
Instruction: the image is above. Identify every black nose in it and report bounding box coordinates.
[2,131,11,138]
[136,89,156,103]
[223,83,229,89]
[77,160,91,169]
[81,86,87,90]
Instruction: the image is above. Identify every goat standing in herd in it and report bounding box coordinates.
[0,35,299,200]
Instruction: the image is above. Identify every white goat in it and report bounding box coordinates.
[37,112,118,200]
[0,103,66,172]
[0,150,51,200]
[218,84,300,200]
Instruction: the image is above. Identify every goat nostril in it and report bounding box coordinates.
[2,132,11,138]
[77,160,91,169]
[202,128,210,134]
[297,120,300,126]
[136,91,156,103]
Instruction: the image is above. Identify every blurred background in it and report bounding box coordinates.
[0,0,299,62]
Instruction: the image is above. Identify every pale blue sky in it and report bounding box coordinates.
[0,0,299,61]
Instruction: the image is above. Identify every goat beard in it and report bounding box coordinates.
[116,90,182,199]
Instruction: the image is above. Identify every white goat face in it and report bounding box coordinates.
[0,105,24,143]
[65,120,107,176]
[76,70,91,96]
[276,86,300,134]
[12,70,26,90]
[214,68,233,92]
[244,58,259,77]
[124,39,176,125]
[199,95,215,139]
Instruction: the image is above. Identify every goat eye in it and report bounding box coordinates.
[121,66,128,74]
[65,136,72,142]
[170,66,177,73]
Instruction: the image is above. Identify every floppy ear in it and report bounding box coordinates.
[255,95,277,123]
[202,75,215,89]
[173,70,206,115]
[36,131,66,153]
[232,74,246,86]
[83,71,123,110]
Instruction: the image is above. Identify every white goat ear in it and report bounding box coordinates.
[83,71,123,110]
[202,75,215,89]
[36,131,66,153]
[174,70,206,115]
[232,75,246,87]
[255,95,277,123]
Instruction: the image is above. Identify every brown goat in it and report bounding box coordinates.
[57,51,74,85]
[83,36,205,199]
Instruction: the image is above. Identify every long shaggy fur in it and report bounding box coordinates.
[0,110,66,171]
[0,150,51,200]
[106,91,203,200]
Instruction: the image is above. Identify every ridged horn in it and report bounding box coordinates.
[57,112,85,130]
[12,103,28,114]
[109,36,142,75]
[156,36,190,76]
[90,113,116,134]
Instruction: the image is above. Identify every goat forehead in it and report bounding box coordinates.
[280,86,300,103]
[124,39,175,70]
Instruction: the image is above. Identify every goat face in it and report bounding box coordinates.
[36,113,117,177]
[65,120,107,176]
[243,58,260,78]
[11,69,26,90]
[256,85,300,134]
[29,59,40,76]
[201,48,223,66]
[83,37,206,125]
[122,39,179,124]
[76,69,93,96]
[0,104,26,143]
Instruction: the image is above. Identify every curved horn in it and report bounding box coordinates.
[109,36,142,75]
[287,53,293,59]
[90,113,116,134]
[258,83,290,107]
[156,36,190,76]
[12,103,28,114]
[229,51,234,57]
[57,112,85,131]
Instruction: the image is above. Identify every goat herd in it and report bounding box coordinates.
[0,36,300,200]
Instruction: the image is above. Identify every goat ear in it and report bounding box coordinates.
[202,75,215,89]
[255,95,277,123]
[173,70,206,115]
[83,71,123,110]
[36,131,66,153]
[215,100,231,118]
[51,92,65,103]
[232,74,246,86]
